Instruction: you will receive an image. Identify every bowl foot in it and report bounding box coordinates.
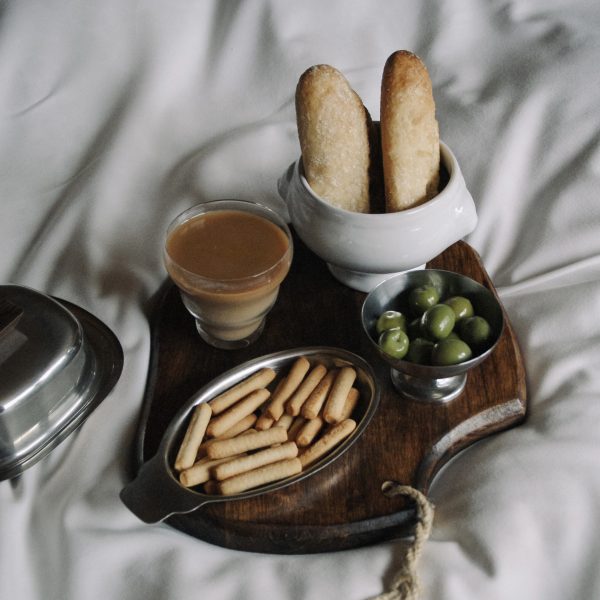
[390,369,467,403]
[327,263,425,293]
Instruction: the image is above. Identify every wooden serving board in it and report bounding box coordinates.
[131,235,527,554]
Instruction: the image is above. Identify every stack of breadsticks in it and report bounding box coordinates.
[295,50,440,213]
[174,357,361,495]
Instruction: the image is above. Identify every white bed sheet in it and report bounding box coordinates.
[2,1,600,599]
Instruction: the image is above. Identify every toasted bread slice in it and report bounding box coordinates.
[295,64,372,213]
[380,50,440,211]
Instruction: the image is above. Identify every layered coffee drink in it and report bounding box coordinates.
[164,200,293,349]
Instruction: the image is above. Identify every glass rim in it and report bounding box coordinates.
[164,199,293,286]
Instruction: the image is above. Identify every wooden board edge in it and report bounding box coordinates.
[167,507,417,554]
[415,397,527,494]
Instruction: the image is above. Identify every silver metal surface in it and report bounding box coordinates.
[0,285,123,480]
[361,269,504,403]
[120,346,380,524]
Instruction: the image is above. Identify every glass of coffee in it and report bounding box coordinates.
[164,199,293,349]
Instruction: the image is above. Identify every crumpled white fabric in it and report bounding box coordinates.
[2,1,600,599]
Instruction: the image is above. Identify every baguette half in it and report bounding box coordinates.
[295,64,372,213]
[380,50,440,212]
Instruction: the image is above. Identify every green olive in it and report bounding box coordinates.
[378,328,410,360]
[431,338,473,366]
[459,316,492,347]
[444,296,474,320]
[420,304,456,340]
[376,310,407,334]
[408,285,440,316]
[405,337,434,364]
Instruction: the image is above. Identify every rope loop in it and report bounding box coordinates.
[371,483,435,600]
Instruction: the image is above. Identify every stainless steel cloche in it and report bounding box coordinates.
[0,285,123,480]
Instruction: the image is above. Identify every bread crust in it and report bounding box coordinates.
[295,65,372,213]
[380,50,440,212]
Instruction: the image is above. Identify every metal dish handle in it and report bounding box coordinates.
[120,453,214,523]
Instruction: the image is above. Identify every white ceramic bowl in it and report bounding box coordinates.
[278,141,477,292]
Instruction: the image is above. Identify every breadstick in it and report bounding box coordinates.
[212,442,298,481]
[299,419,357,468]
[266,357,310,420]
[380,50,440,212]
[273,413,294,431]
[285,363,327,416]
[174,402,212,471]
[255,376,287,430]
[323,367,357,424]
[296,64,372,213]
[296,416,324,447]
[206,427,287,459]
[199,427,257,455]
[218,457,303,496]
[301,369,337,419]
[339,387,360,421]
[206,388,270,438]
[197,415,257,457]
[216,413,257,438]
[286,416,307,442]
[179,454,242,487]
[255,414,275,430]
[208,368,276,415]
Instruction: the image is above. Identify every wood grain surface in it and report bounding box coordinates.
[130,234,527,554]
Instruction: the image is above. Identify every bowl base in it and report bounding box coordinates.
[327,263,426,293]
[390,368,467,404]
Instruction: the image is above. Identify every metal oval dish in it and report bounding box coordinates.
[120,347,380,524]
